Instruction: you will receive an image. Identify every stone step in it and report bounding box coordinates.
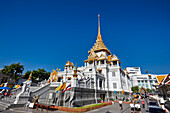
[0,105,8,110]
[0,102,10,110]
[0,101,25,110]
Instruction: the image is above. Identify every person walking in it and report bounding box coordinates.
[136,101,141,113]
[142,100,145,108]
[119,99,123,110]
[130,102,135,113]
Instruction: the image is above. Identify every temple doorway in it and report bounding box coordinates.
[100,94,105,101]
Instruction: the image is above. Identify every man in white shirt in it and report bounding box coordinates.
[119,99,123,110]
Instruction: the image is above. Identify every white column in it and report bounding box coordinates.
[95,60,97,66]
[84,62,86,67]
[72,77,77,87]
[99,61,101,66]
[87,62,89,66]
[117,61,119,66]
[98,78,100,90]
[111,62,113,66]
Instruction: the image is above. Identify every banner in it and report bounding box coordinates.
[114,90,117,95]
[121,90,124,94]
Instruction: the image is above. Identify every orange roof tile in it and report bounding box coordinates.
[156,75,167,82]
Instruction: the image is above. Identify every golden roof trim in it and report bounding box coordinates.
[110,59,120,61]
[65,61,74,67]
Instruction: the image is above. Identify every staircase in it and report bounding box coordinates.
[0,81,50,109]
[0,100,24,110]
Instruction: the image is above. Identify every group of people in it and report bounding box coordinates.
[130,101,141,113]
[0,90,12,99]
[118,98,146,113]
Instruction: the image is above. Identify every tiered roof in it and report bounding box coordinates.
[64,61,74,67]
[85,14,121,63]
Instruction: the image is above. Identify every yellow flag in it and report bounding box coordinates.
[121,90,124,94]
[59,82,66,91]
[55,83,63,93]
[0,84,3,87]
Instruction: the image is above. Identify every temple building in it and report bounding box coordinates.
[56,14,131,101]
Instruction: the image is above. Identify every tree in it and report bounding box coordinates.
[131,86,139,93]
[1,63,24,81]
[23,68,50,83]
[146,88,151,93]
[151,89,155,92]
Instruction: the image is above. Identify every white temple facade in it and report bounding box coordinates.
[57,14,131,95]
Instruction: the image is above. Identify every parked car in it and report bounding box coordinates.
[149,101,158,106]
[149,106,165,113]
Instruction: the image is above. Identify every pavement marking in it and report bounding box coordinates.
[9,108,32,113]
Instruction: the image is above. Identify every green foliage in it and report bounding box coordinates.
[131,86,139,93]
[151,89,155,92]
[24,68,50,83]
[146,88,151,92]
[146,88,155,93]
[1,63,24,80]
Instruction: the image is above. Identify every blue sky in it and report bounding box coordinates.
[0,0,170,74]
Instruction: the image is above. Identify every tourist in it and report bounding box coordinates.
[24,101,30,108]
[112,100,114,104]
[9,92,12,97]
[135,101,141,113]
[142,100,145,108]
[130,102,135,113]
[119,99,123,110]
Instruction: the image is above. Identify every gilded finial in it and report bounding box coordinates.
[97,14,102,41]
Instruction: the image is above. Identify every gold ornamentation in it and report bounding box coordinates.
[73,70,78,78]
[48,68,61,83]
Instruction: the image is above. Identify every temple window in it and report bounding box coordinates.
[99,80,102,88]
[112,72,116,76]
[89,61,93,64]
[113,83,117,89]
[113,61,117,65]
[101,60,104,64]
[89,68,92,71]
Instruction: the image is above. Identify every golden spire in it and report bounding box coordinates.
[97,14,102,41]
[86,14,111,57]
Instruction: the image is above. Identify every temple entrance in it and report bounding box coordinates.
[100,94,105,101]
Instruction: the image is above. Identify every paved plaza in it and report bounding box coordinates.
[86,103,147,113]
[0,102,148,113]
